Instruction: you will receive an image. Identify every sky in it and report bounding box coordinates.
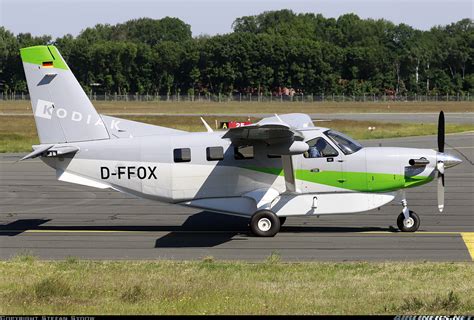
[1,0,472,38]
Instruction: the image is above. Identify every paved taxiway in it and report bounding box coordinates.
[0,133,473,261]
[3,112,474,124]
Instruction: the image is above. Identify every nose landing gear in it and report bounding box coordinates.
[397,196,420,232]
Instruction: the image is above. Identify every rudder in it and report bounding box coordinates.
[20,45,109,143]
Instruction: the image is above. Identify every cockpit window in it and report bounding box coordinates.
[324,130,363,155]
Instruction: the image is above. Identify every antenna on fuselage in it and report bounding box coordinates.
[200,117,214,132]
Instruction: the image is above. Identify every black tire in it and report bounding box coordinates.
[250,210,281,237]
[279,217,287,226]
[397,210,420,232]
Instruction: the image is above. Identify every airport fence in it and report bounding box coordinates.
[1,92,472,102]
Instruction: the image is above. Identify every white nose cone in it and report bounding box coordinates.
[437,152,462,168]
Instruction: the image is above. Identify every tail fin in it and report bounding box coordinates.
[20,45,109,143]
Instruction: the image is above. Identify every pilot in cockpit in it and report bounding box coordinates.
[307,138,328,158]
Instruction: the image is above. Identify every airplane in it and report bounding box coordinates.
[19,45,463,237]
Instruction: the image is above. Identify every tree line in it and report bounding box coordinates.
[0,10,472,96]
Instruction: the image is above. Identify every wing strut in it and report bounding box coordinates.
[282,155,297,193]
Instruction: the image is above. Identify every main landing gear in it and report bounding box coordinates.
[396,196,420,232]
[249,195,421,236]
[250,210,281,237]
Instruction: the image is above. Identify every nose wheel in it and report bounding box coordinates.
[396,194,420,232]
[397,210,420,232]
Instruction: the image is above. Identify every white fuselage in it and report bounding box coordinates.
[41,128,438,217]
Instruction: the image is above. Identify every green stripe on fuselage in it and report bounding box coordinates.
[404,174,434,188]
[245,167,433,192]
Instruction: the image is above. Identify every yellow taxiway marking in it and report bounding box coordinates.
[0,230,471,235]
[461,233,474,261]
[363,231,462,235]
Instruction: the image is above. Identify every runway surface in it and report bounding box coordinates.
[0,133,473,261]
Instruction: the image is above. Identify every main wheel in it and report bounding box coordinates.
[250,210,281,237]
[397,210,420,232]
[279,217,287,226]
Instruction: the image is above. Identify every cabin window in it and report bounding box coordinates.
[206,146,224,161]
[304,138,338,158]
[174,148,191,162]
[234,145,254,160]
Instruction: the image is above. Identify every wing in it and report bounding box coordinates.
[260,113,314,129]
[223,113,313,193]
[223,122,302,145]
[222,113,313,147]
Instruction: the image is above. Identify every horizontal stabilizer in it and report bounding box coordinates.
[20,144,54,161]
[20,144,79,161]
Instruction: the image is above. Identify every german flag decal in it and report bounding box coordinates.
[42,61,53,68]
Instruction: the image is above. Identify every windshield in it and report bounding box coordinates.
[324,130,363,155]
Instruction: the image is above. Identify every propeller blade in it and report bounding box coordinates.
[437,172,445,212]
[437,160,445,213]
[438,111,445,153]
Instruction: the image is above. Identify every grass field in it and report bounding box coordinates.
[2,115,474,153]
[1,100,473,115]
[1,256,473,315]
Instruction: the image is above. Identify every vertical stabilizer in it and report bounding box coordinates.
[20,45,109,143]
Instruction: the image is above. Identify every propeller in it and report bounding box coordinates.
[437,161,445,212]
[437,111,445,212]
[438,111,445,153]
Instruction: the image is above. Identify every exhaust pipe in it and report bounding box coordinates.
[408,158,430,167]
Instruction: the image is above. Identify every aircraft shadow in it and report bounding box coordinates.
[0,219,51,236]
[0,214,395,248]
[153,213,395,248]
[154,211,249,248]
